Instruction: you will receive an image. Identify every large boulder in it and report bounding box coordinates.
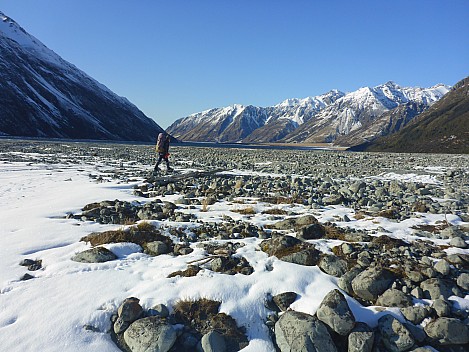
[144,241,170,256]
[400,305,432,325]
[71,247,117,263]
[274,311,337,352]
[424,317,469,345]
[272,292,298,312]
[420,278,462,300]
[316,289,355,336]
[123,316,177,352]
[348,322,375,352]
[457,272,469,291]
[271,215,319,230]
[260,235,321,266]
[378,314,415,352]
[338,267,362,296]
[281,248,321,266]
[318,255,348,277]
[118,297,144,323]
[114,297,144,334]
[376,289,413,308]
[198,330,226,352]
[351,267,395,302]
[300,223,326,240]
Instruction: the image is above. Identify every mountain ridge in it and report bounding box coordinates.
[356,76,469,154]
[167,82,449,144]
[0,11,164,142]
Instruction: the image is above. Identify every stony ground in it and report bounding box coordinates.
[1,139,468,352]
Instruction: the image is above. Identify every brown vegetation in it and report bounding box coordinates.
[80,223,172,248]
[172,298,248,351]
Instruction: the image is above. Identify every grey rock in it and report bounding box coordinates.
[148,304,169,318]
[300,223,326,239]
[378,314,415,352]
[338,267,362,296]
[434,259,451,275]
[450,237,467,248]
[71,247,117,263]
[19,258,42,271]
[118,297,144,323]
[316,289,355,336]
[341,243,354,255]
[357,251,372,267]
[114,316,130,334]
[351,267,395,301]
[275,310,337,352]
[457,272,469,291]
[406,270,425,283]
[180,332,199,350]
[424,317,469,345]
[20,273,35,280]
[198,330,226,352]
[281,248,321,266]
[319,255,349,277]
[420,278,462,300]
[400,305,432,325]
[211,257,225,272]
[350,181,366,194]
[124,316,177,352]
[411,287,424,299]
[432,298,451,317]
[446,253,469,266]
[272,292,297,311]
[273,215,318,230]
[145,241,170,256]
[440,227,458,239]
[323,194,344,205]
[403,322,427,344]
[348,322,374,352]
[376,289,413,308]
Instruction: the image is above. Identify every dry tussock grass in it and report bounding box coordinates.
[232,206,256,215]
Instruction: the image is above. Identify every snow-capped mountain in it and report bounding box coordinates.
[333,101,428,147]
[0,12,164,141]
[167,90,345,143]
[167,81,449,144]
[283,81,450,144]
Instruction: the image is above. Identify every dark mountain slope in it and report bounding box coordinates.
[360,77,469,154]
[334,102,428,147]
[0,12,164,141]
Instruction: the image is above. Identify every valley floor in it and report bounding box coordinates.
[0,139,468,351]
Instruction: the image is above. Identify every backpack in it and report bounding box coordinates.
[156,133,167,153]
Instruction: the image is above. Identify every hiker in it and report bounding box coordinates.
[154,132,173,172]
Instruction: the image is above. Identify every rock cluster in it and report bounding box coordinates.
[269,288,469,352]
[18,258,42,280]
[69,199,178,225]
[111,297,247,352]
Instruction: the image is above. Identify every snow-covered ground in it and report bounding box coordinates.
[0,147,468,352]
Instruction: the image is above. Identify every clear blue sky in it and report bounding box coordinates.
[1,0,468,128]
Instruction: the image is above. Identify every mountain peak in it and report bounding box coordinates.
[0,11,64,67]
[381,81,400,89]
[0,10,164,141]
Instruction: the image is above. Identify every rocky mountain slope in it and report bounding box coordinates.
[168,81,448,145]
[167,91,345,143]
[358,76,469,154]
[283,81,449,144]
[334,101,428,147]
[0,12,164,141]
